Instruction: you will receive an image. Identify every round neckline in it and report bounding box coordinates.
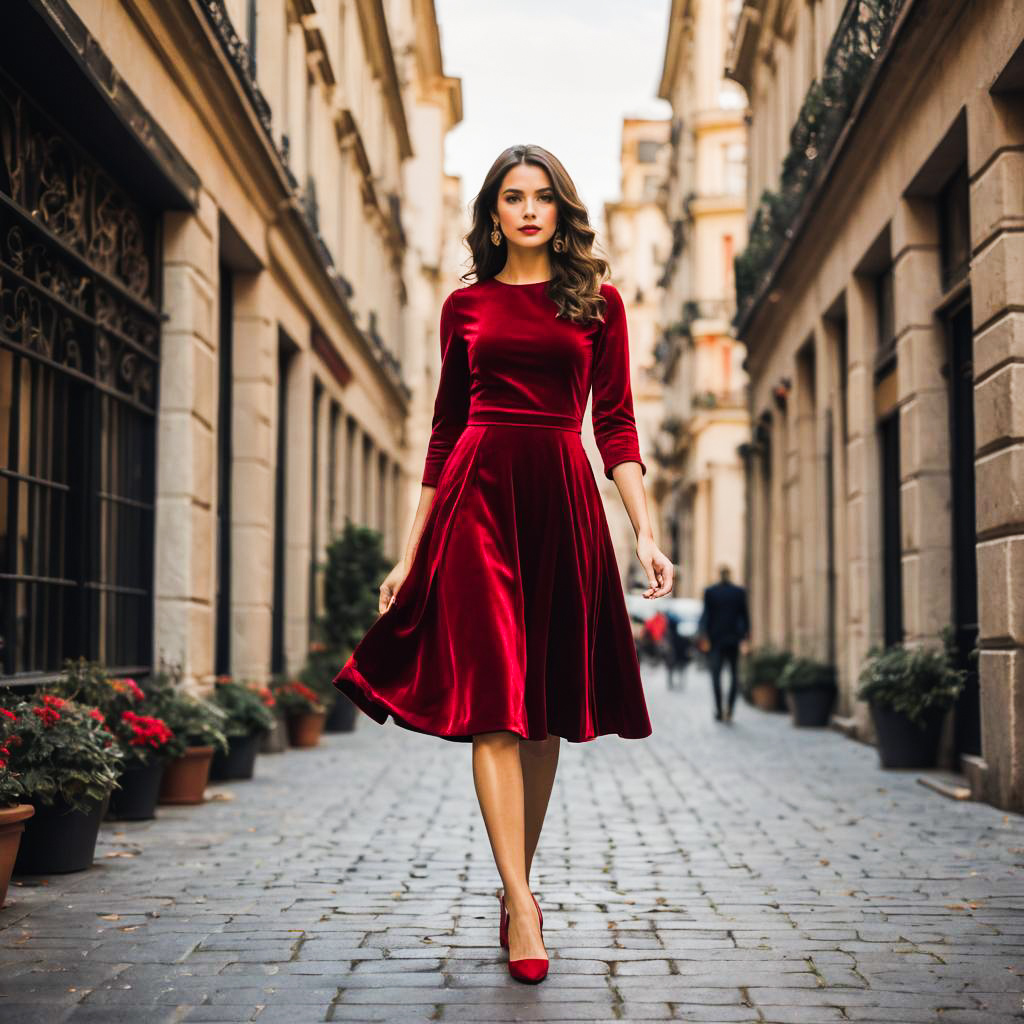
[491,277,551,287]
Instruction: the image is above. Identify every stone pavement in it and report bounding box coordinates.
[1,662,1022,1024]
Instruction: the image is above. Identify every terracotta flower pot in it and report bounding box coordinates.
[286,711,327,748]
[0,804,34,905]
[158,745,215,804]
[751,682,779,711]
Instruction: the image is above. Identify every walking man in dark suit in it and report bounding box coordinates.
[697,565,750,723]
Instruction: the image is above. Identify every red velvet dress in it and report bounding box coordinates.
[332,278,653,742]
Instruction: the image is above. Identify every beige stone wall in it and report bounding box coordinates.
[732,0,1024,809]
[69,0,459,688]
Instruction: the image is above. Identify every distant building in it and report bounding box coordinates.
[656,0,751,598]
[603,118,673,589]
[729,0,1024,810]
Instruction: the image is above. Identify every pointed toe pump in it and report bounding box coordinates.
[498,892,543,950]
[505,897,549,984]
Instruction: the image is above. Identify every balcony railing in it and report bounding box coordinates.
[733,0,907,323]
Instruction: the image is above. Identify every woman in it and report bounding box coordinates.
[333,144,674,983]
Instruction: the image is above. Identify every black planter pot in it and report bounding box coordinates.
[107,759,166,820]
[788,685,836,727]
[870,701,946,769]
[324,695,357,733]
[14,794,107,874]
[210,732,261,781]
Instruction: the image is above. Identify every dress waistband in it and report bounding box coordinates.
[466,409,582,433]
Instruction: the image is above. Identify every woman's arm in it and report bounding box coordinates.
[592,284,673,598]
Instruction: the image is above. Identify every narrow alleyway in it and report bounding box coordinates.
[1,664,1022,1023]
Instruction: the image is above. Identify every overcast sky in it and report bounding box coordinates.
[433,0,673,239]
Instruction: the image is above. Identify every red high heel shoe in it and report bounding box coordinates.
[505,897,548,984]
[498,892,543,949]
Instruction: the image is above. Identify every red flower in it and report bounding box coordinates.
[112,678,146,701]
[89,708,106,724]
[285,681,319,702]
[32,706,60,726]
[41,695,66,709]
[0,708,17,721]
[120,710,173,748]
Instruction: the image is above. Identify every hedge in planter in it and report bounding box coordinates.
[210,678,275,780]
[856,632,967,769]
[52,661,176,821]
[143,670,229,804]
[0,691,123,874]
[742,646,792,711]
[778,656,837,727]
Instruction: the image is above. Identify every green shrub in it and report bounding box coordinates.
[856,629,966,727]
[211,678,276,737]
[777,656,837,691]
[743,646,792,690]
[141,666,229,758]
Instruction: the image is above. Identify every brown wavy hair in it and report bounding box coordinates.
[459,144,610,324]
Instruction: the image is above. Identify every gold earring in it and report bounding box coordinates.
[552,232,566,253]
[491,219,503,246]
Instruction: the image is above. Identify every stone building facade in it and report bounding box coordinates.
[729,0,1024,810]
[0,0,461,691]
[655,0,751,598]
[603,118,673,590]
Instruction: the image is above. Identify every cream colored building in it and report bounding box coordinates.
[729,0,1024,810]
[0,1,460,691]
[655,0,751,598]
[602,118,673,590]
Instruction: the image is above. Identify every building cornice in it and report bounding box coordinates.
[354,0,414,161]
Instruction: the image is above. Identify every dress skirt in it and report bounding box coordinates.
[333,411,653,743]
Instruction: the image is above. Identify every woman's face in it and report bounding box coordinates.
[493,163,558,251]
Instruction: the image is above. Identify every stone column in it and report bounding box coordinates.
[892,197,952,648]
[844,274,884,734]
[230,273,276,682]
[969,88,1024,811]
[283,349,312,674]
[154,188,218,690]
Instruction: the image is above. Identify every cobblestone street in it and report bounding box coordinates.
[1,664,1022,1024]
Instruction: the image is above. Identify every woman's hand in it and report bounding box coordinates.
[379,560,409,615]
[636,535,674,599]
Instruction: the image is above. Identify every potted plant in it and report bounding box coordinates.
[301,642,355,734]
[856,630,967,769]
[742,646,792,711]
[272,680,327,748]
[778,656,837,727]
[209,678,275,780]
[1,692,122,874]
[0,707,33,906]
[144,669,229,805]
[52,662,176,821]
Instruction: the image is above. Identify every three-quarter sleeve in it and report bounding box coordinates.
[591,284,647,480]
[421,291,470,487]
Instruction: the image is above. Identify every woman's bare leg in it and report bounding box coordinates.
[519,734,560,883]
[471,731,547,960]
